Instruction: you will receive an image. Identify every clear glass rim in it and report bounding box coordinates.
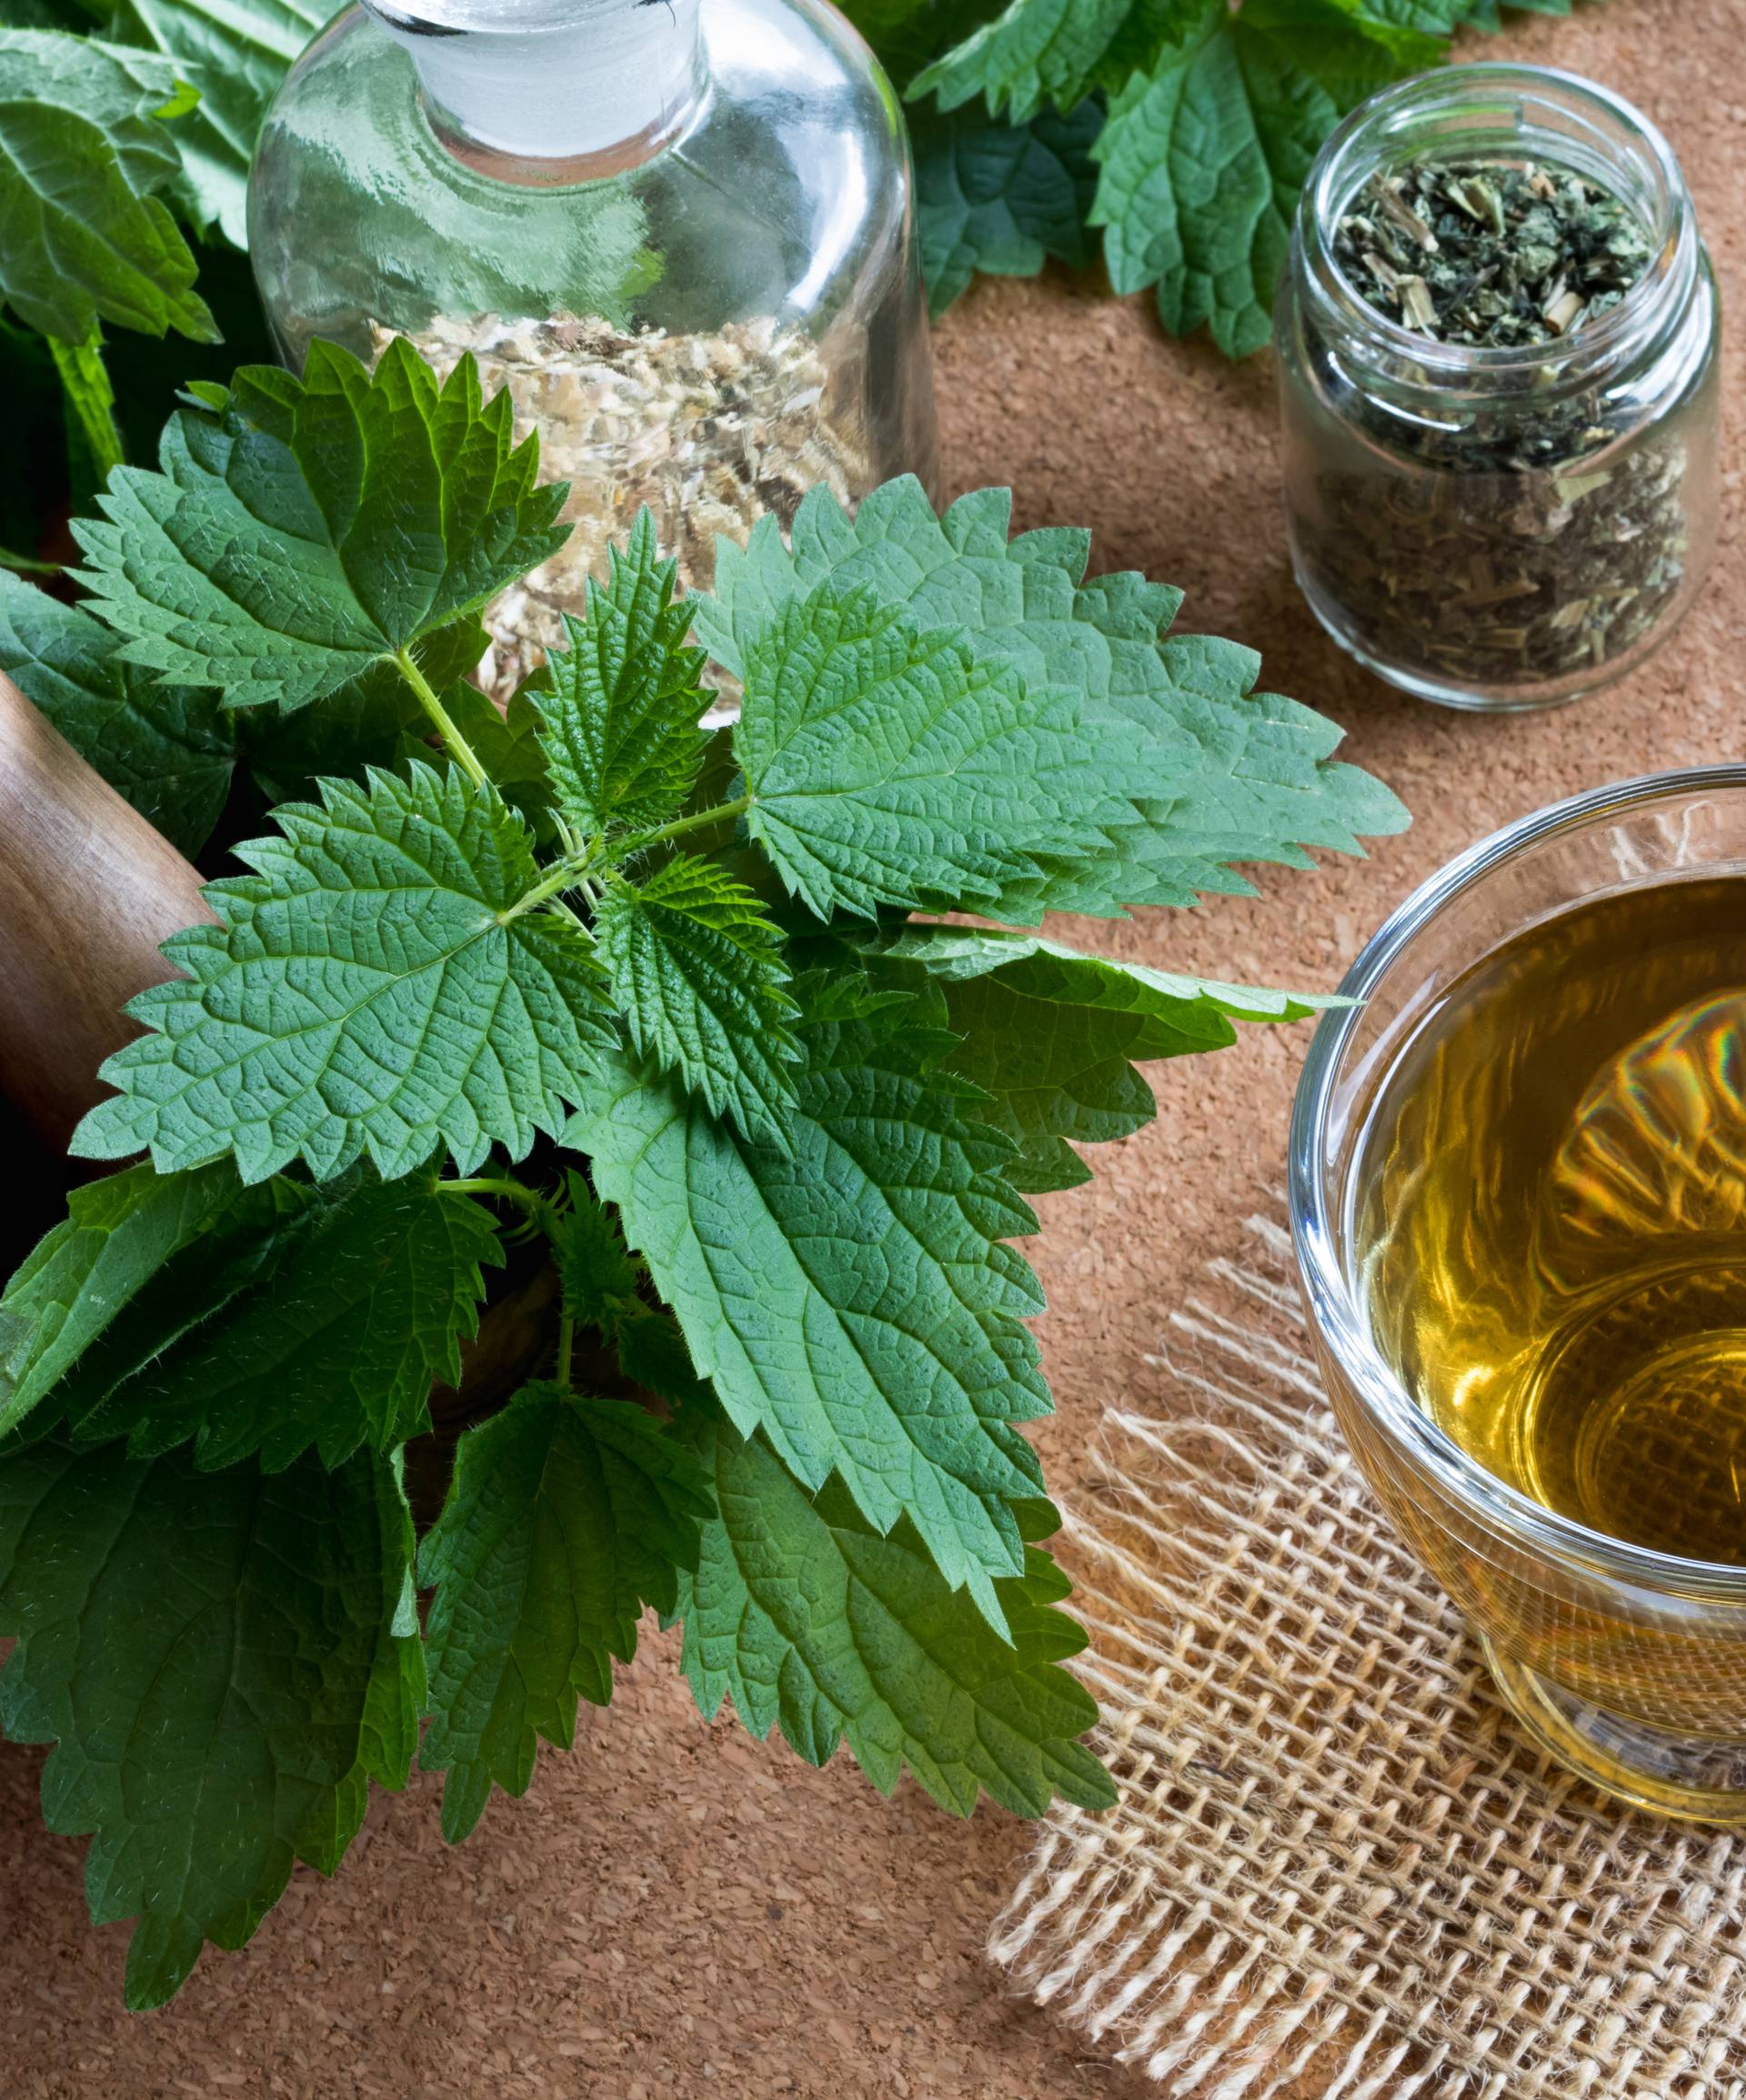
[1289,764,1746,1600]
[1299,61,1696,387]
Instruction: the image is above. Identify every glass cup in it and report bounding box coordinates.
[1289,767,1746,1820]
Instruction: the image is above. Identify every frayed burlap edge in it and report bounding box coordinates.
[989,1215,1746,2100]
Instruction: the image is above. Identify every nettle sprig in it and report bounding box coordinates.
[0,340,1406,2008]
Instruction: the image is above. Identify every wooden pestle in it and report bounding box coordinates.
[0,669,213,1150]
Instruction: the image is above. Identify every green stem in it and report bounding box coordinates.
[619,795,750,857]
[498,850,595,924]
[0,546,58,577]
[49,329,125,487]
[497,795,751,927]
[442,1174,545,1214]
[395,647,487,789]
[557,1311,575,1390]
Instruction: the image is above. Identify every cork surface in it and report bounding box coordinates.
[7,0,1743,2091]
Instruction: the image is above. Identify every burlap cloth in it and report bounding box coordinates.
[990,1211,1746,2100]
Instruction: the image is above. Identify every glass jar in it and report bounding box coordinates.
[1291,769,1746,1821]
[248,0,939,701]
[1274,65,1721,714]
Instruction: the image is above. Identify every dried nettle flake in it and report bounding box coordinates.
[376,313,871,704]
[1334,157,1651,349]
[1298,155,1690,694]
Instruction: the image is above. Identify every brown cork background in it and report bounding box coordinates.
[7,0,1744,2091]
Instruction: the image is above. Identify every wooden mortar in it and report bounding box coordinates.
[0,669,212,1149]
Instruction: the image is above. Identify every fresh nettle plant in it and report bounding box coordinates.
[847,0,1594,347]
[0,340,1405,2008]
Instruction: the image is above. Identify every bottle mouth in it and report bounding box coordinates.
[1296,63,1698,396]
[366,0,706,167]
[369,0,631,32]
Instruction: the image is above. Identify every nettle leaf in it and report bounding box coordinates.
[1450,0,1571,25]
[419,1383,712,1842]
[882,922,1330,1021]
[568,995,1052,1633]
[1346,0,1472,23]
[1090,0,1434,357]
[43,1177,301,1429]
[105,0,336,246]
[554,1176,709,1402]
[1001,627,1410,915]
[0,31,218,347]
[1351,0,1560,31]
[61,1171,502,1472]
[72,339,571,713]
[676,1420,1113,1816]
[614,1301,712,1411]
[0,1159,237,1433]
[0,568,234,855]
[913,97,1101,317]
[556,1171,642,1328]
[732,579,1125,922]
[72,761,613,1184]
[554,1178,713,1408]
[699,474,1179,684]
[700,479,1406,912]
[596,856,801,1146]
[529,508,709,838]
[876,923,1328,1191]
[0,1436,422,2008]
[835,0,1002,82]
[910,0,1149,122]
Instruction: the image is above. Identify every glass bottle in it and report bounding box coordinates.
[1274,65,1720,714]
[248,0,940,701]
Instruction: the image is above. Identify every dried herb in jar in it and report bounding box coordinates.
[378,313,871,705]
[1340,158,1651,349]
[1299,156,1687,693]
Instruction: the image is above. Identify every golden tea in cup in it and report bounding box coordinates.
[1358,871,1746,1567]
[1293,770,1746,1820]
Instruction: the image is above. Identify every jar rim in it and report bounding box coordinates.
[1288,765,1746,1603]
[1297,62,1698,387]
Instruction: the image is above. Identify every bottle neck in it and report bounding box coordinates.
[368,0,706,168]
